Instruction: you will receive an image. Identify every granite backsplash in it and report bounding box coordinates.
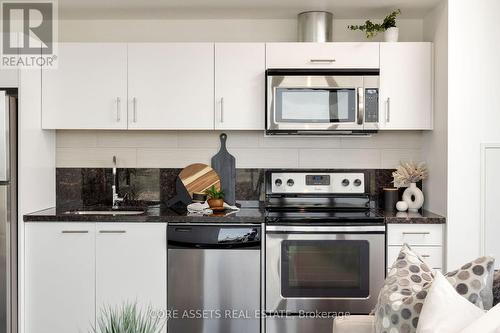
[56,168,397,210]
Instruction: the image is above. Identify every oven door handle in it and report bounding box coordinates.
[266,225,385,233]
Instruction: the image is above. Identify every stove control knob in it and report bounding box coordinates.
[353,179,362,187]
[341,179,350,187]
[287,179,295,187]
[275,179,283,187]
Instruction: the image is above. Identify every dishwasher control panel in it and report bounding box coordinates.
[168,225,261,248]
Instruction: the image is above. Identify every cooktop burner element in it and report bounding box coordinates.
[264,170,383,224]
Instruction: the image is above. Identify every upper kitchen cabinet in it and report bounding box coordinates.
[266,43,379,69]
[215,43,265,130]
[379,42,433,130]
[0,68,18,87]
[128,43,214,129]
[42,43,128,129]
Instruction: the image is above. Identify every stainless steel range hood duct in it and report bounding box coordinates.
[297,11,334,42]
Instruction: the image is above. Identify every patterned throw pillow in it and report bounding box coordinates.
[373,244,495,333]
[493,271,500,306]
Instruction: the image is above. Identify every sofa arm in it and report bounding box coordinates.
[333,315,375,333]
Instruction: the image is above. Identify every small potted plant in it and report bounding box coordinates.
[348,9,401,42]
[91,302,164,333]
[205,185,225,209]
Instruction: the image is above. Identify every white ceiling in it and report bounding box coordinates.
[58,0,443,20]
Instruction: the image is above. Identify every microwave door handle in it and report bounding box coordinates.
[357,87,364,125]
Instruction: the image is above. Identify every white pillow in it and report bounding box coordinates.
[416,271,484,333]
[458,303,500,333]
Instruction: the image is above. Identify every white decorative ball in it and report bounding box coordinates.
[396,201,408,212]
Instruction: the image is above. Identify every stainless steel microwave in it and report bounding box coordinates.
[266,69,380,135]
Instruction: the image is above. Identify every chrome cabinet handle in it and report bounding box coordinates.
[61,230,89,234]
[116,97,121,122]
[220,97,224,123]
[133,97,137,123]
[386,97,391,122]
[99,230,127,234]
[309,59,336,63]
[357,87,364,125]
[402,232,431,235]
[421,254,431,258]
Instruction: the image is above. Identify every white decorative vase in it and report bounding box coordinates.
[384,27,399,42]
[396,201,408,212]
[402,183,424,212]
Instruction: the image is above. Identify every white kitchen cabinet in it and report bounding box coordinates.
[379,43,433,130]
[215,43,265,130]
[387,224,444,271]
[0,68,18,87]
[95,223,167,313]
[128,43,214,129]
[41,43,128,129]
[25,223,96,333]
[265,42,379,69]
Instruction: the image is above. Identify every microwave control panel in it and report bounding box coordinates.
[365,88,379,123]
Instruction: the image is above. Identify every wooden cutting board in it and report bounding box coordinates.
[178,163,221,198]
[211,133,236,205]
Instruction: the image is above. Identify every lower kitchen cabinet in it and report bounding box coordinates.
[96,223,167,314]
[25,222,167,333]
[25,223,96,333]
[386,224,445,271]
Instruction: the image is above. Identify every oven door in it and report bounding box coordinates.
[265,225,385,314]
[267,74,365,133]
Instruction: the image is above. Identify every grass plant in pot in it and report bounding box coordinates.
[205,185,225,210]
[91,302,164,333]
[348,9,401,42]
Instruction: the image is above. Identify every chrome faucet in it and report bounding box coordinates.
[112,156,124,209]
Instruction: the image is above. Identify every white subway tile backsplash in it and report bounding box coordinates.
[177,131,260,148]
[340,132,423,149]
[96,130,178,148]
[259,135,341,148]
[381,149,423,168]
[136,148,216,168]
[56,130,425,169]
[298,149,382,168]
[232,149,299,168]
[57,148,137,167]
[56,130,97,148]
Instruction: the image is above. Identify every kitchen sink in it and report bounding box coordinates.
[65,209,145,216]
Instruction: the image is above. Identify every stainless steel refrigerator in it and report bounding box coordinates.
[0,90,17,333]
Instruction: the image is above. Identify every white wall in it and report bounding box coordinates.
[422,1,447,217]
[56,130,423,169]
[18,70,56,333]
[448,0,500,268]
[58,18,424,42]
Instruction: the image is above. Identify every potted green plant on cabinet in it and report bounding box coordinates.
[348,9,402,42]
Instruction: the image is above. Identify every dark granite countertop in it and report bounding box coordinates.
[23,202,265,224]
[24,203,445,225]
[379,209,446,224]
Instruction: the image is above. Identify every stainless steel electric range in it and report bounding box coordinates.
[264,170,386,333]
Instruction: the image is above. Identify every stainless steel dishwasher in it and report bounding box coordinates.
[167,224,261,333]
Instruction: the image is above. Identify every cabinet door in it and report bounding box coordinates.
[0,68,18,87]
[128,43,214,129]
[379,43,433,130]
[25,223,96,333]
[41,43,127,129]
[96,223,167,315]
[215,43,265,130]
[266,42,379,69]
